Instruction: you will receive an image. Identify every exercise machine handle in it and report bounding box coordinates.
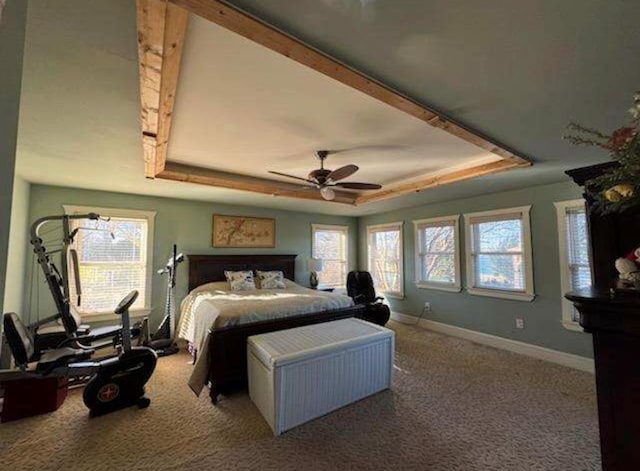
[115,290,138,353]
[115,290,139,315]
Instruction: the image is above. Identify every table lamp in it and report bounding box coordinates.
[308,258,324,289]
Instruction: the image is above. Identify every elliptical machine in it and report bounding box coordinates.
[139,244,183,357]
[3,290,157,417]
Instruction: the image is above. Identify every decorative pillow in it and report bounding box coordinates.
[224,270,256,291]
[256,270,286,289]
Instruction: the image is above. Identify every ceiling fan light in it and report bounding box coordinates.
[320,186,335,201]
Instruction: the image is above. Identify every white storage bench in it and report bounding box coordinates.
[247,318,394,435]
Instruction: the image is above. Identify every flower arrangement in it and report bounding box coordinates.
[564,91,640,213]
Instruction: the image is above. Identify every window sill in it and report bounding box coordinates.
[416,282,461,293]
[382,293,404,300]
[467,287,535,302]
[80,308,151,323]
[562,321,584,332]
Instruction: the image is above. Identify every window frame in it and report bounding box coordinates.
[366,221,404,299]
[554,199,592,331]
[413,215,461,292]
[63,205,156,320]
[464,205,535,302]
[311,223,349,289]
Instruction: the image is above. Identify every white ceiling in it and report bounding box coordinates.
[18,0,634,217]
[169,16,501,188]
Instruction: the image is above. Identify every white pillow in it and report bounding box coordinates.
[256,270,286,289]
[224,270,256,291]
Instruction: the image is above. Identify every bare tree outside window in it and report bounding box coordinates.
[312,225,348,288]
[368,224,403,296]
[70,217,148,313]
[465,207,534,301]
[472,219,524,291]
[420,225,455,283]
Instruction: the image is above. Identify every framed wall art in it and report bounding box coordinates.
[212,214,276,248]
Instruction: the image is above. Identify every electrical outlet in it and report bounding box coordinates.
[424,302,431,312]
[516,318,525,329]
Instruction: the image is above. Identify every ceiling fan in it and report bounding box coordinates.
[269,150,382,201]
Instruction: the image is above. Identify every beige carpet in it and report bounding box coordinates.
[0,321,600,470]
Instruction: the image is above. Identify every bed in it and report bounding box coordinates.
[180,254,365,403]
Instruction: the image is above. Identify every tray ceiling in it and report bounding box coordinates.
[18,0,638,216]
[168,15,502,188]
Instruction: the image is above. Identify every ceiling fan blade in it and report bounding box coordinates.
[268,171,317,185]
[334,182,382,190]
[327,164,358,182]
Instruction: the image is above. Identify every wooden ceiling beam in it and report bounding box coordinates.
[169,0,531,167]
[136,0,189,177]
[157,162,358,204]
[354,159,525,205]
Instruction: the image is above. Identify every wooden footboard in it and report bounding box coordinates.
[206,304,366,403]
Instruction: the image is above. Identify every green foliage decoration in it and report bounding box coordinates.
[564,91,640,214]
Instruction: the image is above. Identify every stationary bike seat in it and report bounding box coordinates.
[114,290,139,315]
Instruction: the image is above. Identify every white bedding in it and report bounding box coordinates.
[178,279,354,394]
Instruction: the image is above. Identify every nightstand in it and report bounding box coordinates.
[357,307,390,326]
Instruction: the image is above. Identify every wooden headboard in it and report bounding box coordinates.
[187,254,297,291]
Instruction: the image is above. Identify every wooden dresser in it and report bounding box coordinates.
[565,163,640,470]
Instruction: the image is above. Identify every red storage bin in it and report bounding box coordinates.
[1,376,69,422]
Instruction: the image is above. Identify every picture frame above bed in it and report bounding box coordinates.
[212,214,276,248]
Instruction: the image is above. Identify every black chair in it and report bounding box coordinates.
[347,271,390,326]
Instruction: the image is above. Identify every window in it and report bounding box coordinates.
[414,215,460,292]
[555,199,592,330]
[464,206,534,301]
[311,224,348,289]
[64,205,155,317]
[367,222,404,298]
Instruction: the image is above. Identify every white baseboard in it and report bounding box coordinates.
[391,312,594,374]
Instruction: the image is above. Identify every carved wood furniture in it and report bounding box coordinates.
[565,163,640,470]
[186,254,366,403]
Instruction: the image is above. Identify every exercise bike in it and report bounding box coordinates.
[3,290,157,417]
[139,244,183,357]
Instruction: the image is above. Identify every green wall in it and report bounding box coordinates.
[3,176,30,313]
[358,180,593,358]
[21,179,594,358]
[0,0,27,313]
[25,184,359,328]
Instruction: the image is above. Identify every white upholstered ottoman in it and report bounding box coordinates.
[247,318,394,435]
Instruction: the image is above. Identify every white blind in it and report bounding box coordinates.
[467,211,523,225]
[312,225,348,288]
[565,208,591,290]
[417,221,456,285]
[368,224,402,295]
[470,216,525,291]
[565,207,592,322]
[70,216,148,314]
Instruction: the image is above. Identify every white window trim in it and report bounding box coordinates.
[554,199,591,332]
[413,215,461,293]
[463,205,535,302]
[63,205,156,319]
[366,221,404,299]
[311,223,349,289]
